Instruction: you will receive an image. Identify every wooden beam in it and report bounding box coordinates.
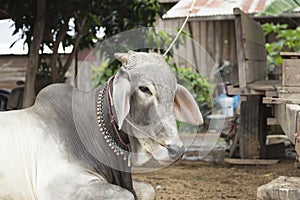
[224,158,279,165]
[282,59,300,87]
[265,90,278,97]
[227,85,242,95]
[279,93,300,99]
[263,97,300,105]
[278,86,300,93]
[278,86,300,99]
[247,79,280,91]
[275,104,300,143]
[296,111,300,160]
[238,95,268,159]
[267,118,279,125]
[280,52,300,58]
[234,9,247,89]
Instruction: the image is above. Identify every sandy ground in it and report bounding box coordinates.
[134,158,300,200]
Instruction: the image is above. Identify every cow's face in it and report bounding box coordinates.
[113,51,203,167]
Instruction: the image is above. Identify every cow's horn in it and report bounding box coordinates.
[114,51,135,65]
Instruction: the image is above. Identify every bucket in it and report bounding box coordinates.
[207,114,226,131]
[219,97,234,117]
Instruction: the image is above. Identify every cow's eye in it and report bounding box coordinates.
[139,86,152,95]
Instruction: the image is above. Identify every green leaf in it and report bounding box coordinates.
[260,0,300,16]
[263,21,300,67]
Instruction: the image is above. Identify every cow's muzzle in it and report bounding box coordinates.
[166,145,185,161]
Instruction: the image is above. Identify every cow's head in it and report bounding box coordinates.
[113,51,203,167]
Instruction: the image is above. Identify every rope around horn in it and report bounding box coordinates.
[163,0,197,56]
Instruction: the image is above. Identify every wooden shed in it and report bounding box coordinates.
[158,0,300,84]
[158,0,300,160]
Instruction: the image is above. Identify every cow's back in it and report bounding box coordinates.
[0,109,46,199]
[0,84,132,200]
[0,84,79,199]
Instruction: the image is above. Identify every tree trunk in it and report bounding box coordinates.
[61,17,87,76]
[22,0,46,108]
[50,29,66,83]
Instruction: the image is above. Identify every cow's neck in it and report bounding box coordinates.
[94,80,137,198]
[37,83,136,198]
[96,80,131,164]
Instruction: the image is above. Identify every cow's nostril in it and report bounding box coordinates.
[167,145,185,160]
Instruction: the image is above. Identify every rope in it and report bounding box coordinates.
[163,0,197,56]
[106,76,129,150]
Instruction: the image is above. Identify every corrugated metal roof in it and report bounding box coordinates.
[163,0,273,19]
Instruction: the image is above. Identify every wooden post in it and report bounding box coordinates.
[295,111,300,160]
[234,8,247,89]
[238,95,268,159]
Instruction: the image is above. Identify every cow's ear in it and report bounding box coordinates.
[112,68,131,129]
[174,84,203,125]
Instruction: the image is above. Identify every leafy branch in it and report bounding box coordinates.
[262,23,300,66]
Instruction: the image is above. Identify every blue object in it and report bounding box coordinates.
[216,93,240,110]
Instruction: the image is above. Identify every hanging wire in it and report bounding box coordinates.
[163,0,197,56]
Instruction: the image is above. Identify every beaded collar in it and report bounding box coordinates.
[96,82,131,166]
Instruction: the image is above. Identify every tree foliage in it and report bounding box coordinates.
[1,0,160,79]
[91,28,211,108]
[260,0,300,15]
[262,23,300,66]
[0,0,160,106]
[1,0,160,48]
[260,0,300,68]
[91,28,189,87]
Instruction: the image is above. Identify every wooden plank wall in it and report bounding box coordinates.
[173,20,237,63]
[234,8,267,88]
[0,55,75,90]
[156,18,238,84]
[0,55,27,90]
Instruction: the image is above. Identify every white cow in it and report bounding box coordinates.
[0,51,202,200]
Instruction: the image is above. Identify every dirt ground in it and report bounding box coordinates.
[134,158,300,200]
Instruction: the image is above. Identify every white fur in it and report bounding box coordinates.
[0,109,108,200]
